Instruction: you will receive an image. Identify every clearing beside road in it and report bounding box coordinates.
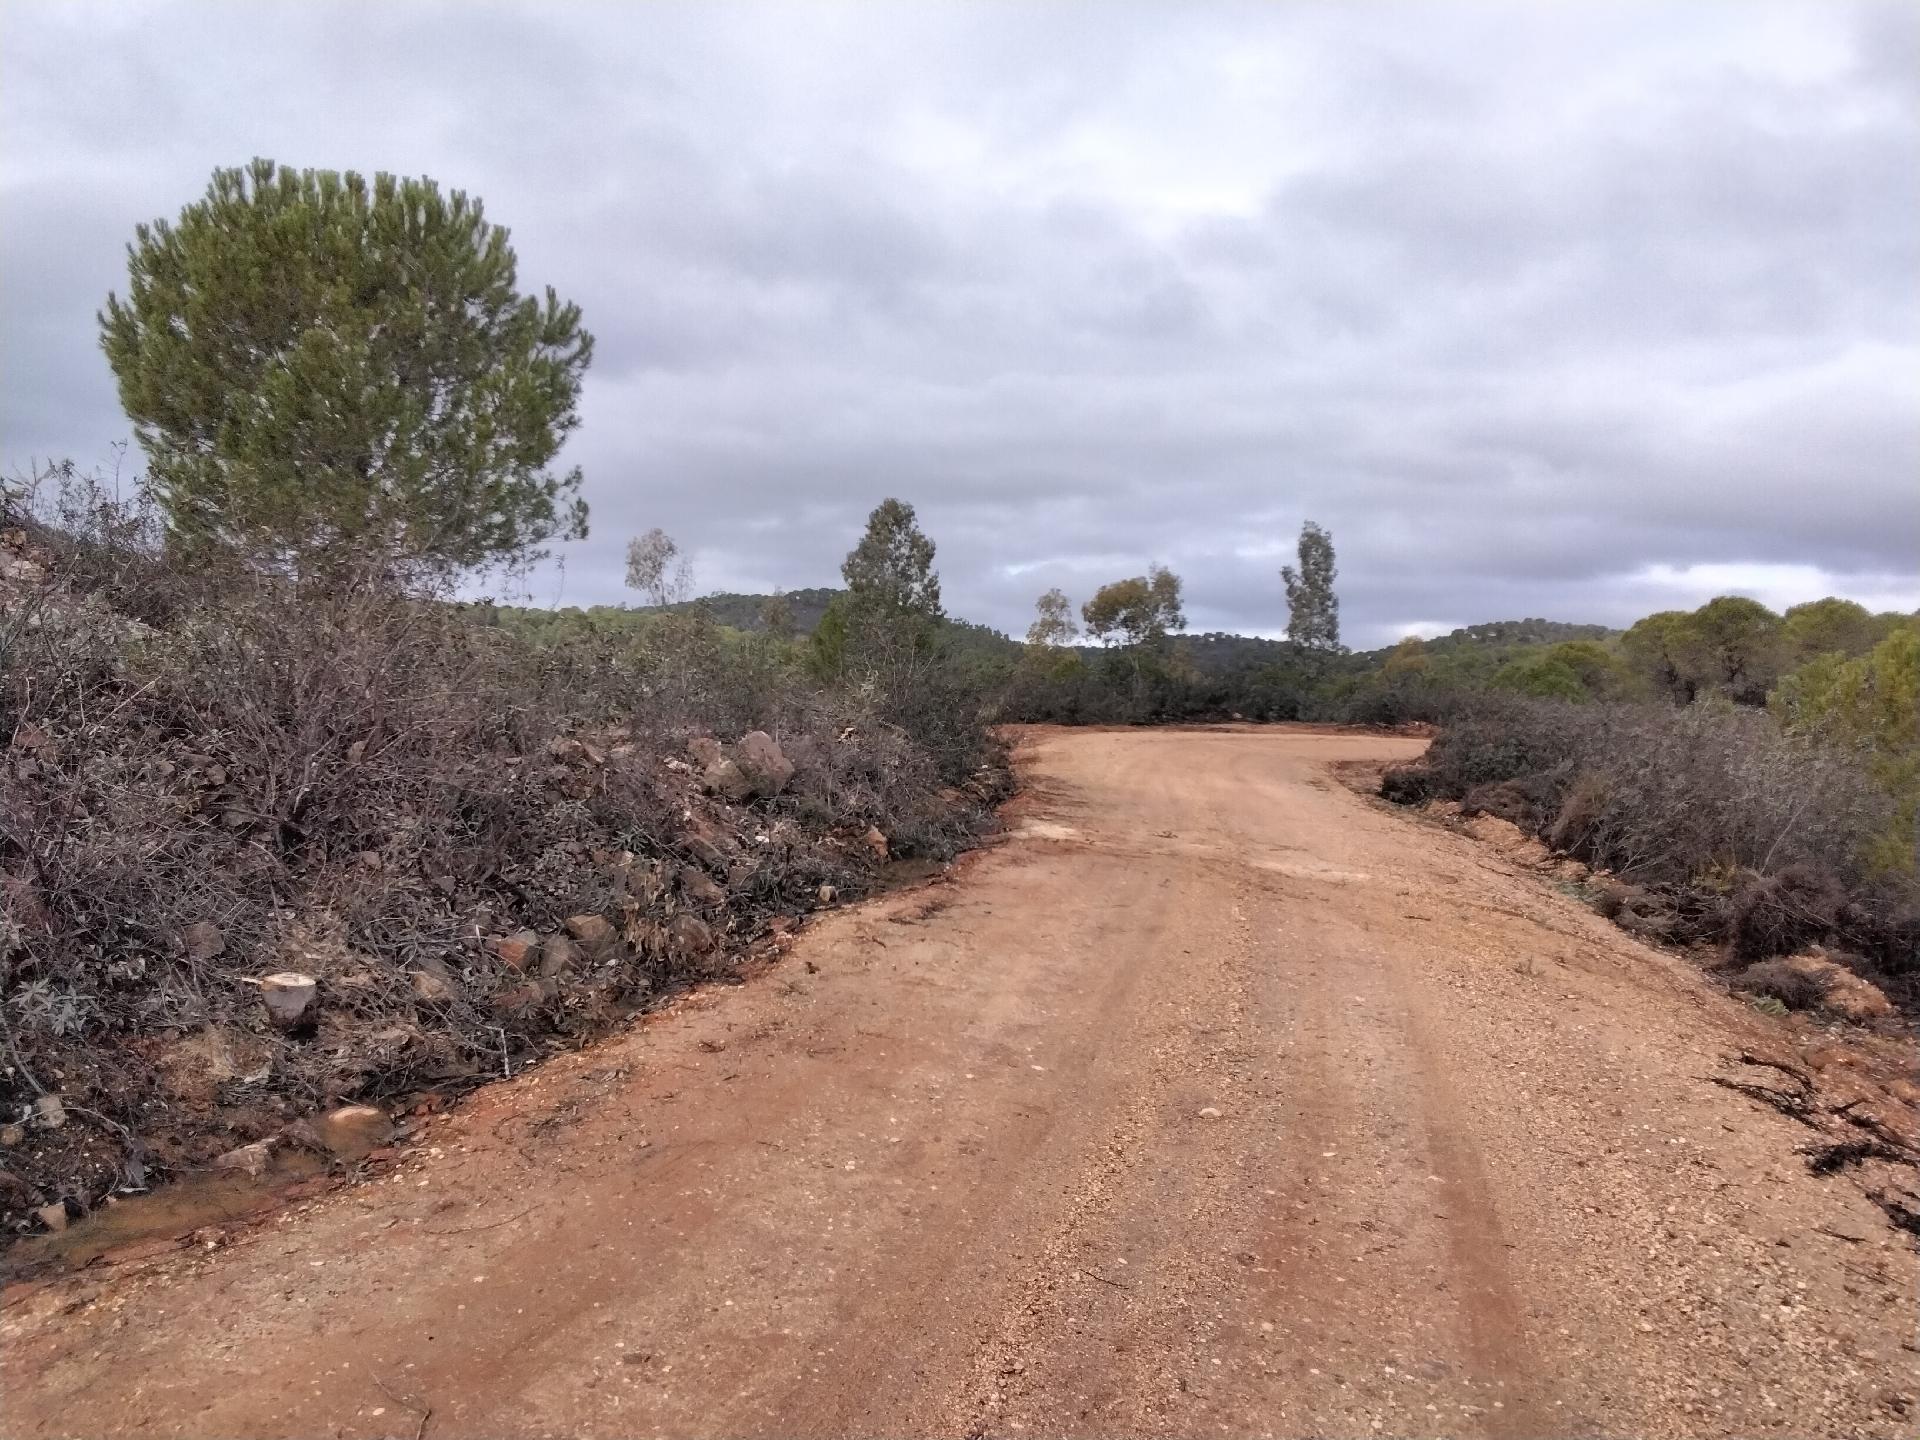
[4,726,1916,1438]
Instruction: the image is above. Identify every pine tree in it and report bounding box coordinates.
[814,499,943,683]
[100,158,592,580]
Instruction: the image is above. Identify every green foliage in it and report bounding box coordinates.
[637,586,840,635]
[1773,625,1920,874]
[840,498,942,618]
[1620,597,1784,705]
[1492,640,1626,702]
[1621,609,1699,702]
[1493,651,1590,702]
[100,159,591,579]
[759,592,796,641]
[1782,597,1878,664]
[1026,587,1078,648]
[1680,595,1784,704]
[1081,566,1185,649]
[1280,521,1341,653]
[809,499,949,697]
[808,593,853,678]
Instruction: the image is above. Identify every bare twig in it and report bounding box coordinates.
[424,1205,539,1237]
[372,1373,432,1440]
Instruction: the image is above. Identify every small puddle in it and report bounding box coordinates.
[3,1148,334,1279]
[1016,820,1081,842]
[0,1110,409,1282]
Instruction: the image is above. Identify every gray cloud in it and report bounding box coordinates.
[3,0,1915,646]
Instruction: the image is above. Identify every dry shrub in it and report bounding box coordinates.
[1379,765,1438,805]
[1736,958,1834,1011]
[1548,770,1610,856]
[1590,878,1630,919]
[1411,697,1900,893]
[1730,866,1848,961]
[1396,694,1917,1006]
[0,479,1005,1230]
[1461,776,1557,828]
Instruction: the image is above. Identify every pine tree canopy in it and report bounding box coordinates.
[99,158,593,578]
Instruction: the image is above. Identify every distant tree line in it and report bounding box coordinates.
[84,155,1920,876]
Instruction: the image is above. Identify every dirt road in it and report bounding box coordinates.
[5,727,1916,1438]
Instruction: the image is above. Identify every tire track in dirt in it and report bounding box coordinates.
[4,726,1916,1440]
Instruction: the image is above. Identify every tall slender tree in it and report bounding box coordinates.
[1027,588,1079,648]
[813,498,944,684]
[625,527,692,607]
[1281,521,1342,654]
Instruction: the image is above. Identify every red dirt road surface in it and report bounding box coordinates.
[5,727,1916,1438]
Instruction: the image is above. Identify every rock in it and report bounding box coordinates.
[864,827,890,862]
[687,736,724,767]
[734,731,794,797]
[702,757,755,803]
[683,833,728,870]
[181,920,225,961]
[409,968,457,1004]
[679,868,725,908]
[564,914,618,955]
[214,1139,276,1180]
[315,1104,392,1160]
[668,913,715,958]
[35,1202,68,1233]
[490,929,540,972]
[539,934,585,978]
[31,1095,66,1130]
[490,981,547,1016]
[817,884,838,905]
[1198,1106,1223,1119]
[0,1123,25,1147]
[260,972,318,1029]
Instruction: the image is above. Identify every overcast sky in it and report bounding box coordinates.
[3,1,1915,645]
